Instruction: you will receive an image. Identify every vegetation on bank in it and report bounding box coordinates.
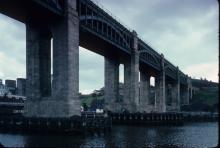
[181,87,218,112]
[81,95,104,108]
[81,87,218,112]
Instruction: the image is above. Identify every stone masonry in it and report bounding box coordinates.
[24,0,80,117]
[155,54,166,112]
[139,70,150,112]
[123,31,139,113]
[180,77,191,106]
[171,67,180,111]
[104,57,120,112]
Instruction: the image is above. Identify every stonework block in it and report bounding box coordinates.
[104,57,120,112]
[122,31,139,113]
[25,0,80,117]
[139,71,150,112]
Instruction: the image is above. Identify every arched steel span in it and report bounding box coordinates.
[78,0,188,84]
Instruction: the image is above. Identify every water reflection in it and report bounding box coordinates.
[0,122,218,147]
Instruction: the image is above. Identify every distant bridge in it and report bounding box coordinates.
[0,0,211,118]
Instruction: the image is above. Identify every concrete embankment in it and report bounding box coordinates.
[0,113,111,134]
[182,112,218,122]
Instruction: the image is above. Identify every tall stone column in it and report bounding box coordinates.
[171,67,180,111]
[182,87,189,105]
[25,0,80,117]
[139,70,150,112]
[131,31,140,112]
[51,0,80,117]
[185,77,191,105]
[104,57,120,112]
[155,54,166,112]
[25,24,51,117]
[123,31,139,113]
[181,77,190,106]
[123,60,131,111]
[166,84,172,106]
[189,78,193,100]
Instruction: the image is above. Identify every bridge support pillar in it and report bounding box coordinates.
[104,57,120,112]
[181,77,191,106]
[155,54,166,112]
[25,24,52,117]
[123,31,139,113]
[181,87,189,105]
[189,78,193,100]
[139,70,150,112]
[25,0,80,117]
[51,0,80,117]
[171,83,180,111]
[171,69,180,111]
[166,84,172,107]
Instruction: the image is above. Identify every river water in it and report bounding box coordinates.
[0,122,218,147]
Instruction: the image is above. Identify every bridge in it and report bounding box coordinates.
[0,0,195,118]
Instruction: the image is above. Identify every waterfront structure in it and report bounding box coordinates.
[0,78,26,97]
[0,0,210,118]
[5,80,16,95]
[0,83,10,96]
[17,78,26,97]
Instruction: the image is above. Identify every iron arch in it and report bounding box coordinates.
[80,15,131,49]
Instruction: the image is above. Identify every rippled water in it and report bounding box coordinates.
[0,122,218,147]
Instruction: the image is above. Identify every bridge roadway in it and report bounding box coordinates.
[0,0,193,117]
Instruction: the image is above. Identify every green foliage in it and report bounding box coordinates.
[81,95,104,107]
[182,87,218,112]
[192,88,218,106]
[81,87,218,112]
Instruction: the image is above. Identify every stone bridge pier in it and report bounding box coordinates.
[104,31,140,113]
[165,84,172,107]
[180,77,192,105]
[138,68,154,113]
[104,46,185,113]
[25,0,81,118]
[120,31,139,113]
[155,54,166,112]
[165,68,180,111]
[104,56,120,112]
[171,68,180,111]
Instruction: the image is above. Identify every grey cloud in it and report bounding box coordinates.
[98,0,218,79]
[0,14,26,65]
[79,47,104,92]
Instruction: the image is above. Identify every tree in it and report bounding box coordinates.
[82,103,88,111]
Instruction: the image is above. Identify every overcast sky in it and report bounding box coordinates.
[0,0,218,94]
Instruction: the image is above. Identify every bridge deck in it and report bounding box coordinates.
[0,0,62,23]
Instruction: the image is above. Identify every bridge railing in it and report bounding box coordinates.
[79,0,133,52]
[138,38,161,58]
[91,0,133,32]
[138,42,161,70]
[83,0,132,34]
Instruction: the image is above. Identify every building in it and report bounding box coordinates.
[0,84,10,96]
[17,78,26,96]
[5,80,16,95]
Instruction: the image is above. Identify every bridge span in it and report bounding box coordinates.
[0,0,193,117]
